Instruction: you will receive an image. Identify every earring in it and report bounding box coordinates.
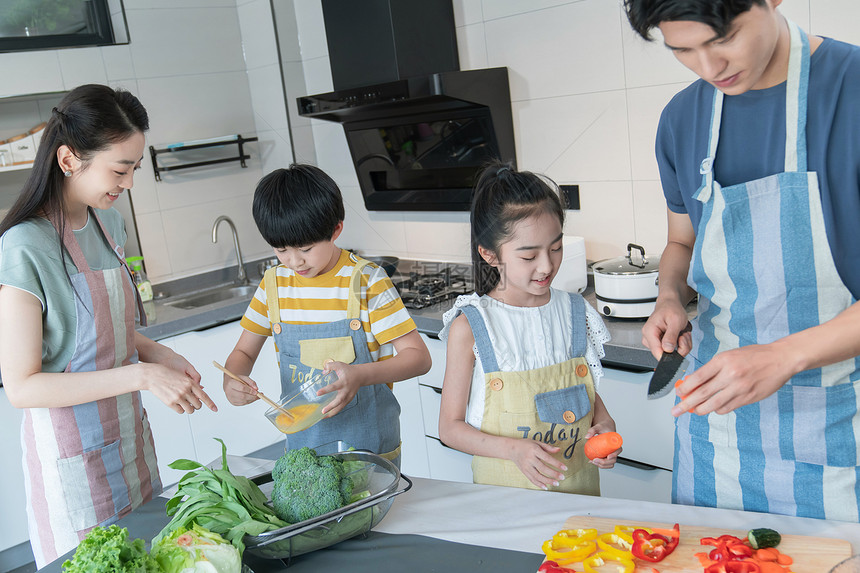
[64,170,72,178]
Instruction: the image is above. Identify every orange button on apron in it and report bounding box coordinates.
[576,364,589,378]
[563,410,577,423]
[490,378,504,391]
[349,319,362,331]
[272,323,282,334]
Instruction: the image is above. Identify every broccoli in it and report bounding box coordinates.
[270,447,356,524]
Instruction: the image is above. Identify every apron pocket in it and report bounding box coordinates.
[56,440,129,531]
[777,382,860,467]
[498,410,586,463]
[300,336,356,369]
[535,385,592,425]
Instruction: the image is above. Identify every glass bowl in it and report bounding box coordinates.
[264,371,338,434]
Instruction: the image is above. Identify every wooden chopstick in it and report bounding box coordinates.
[212,361,294,420]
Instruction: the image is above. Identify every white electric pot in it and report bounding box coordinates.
[592,243,660,319]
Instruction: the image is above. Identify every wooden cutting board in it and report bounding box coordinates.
[538,516,852,572]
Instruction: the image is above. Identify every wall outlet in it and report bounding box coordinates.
[560,184,580,210]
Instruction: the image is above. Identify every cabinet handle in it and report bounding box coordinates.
[418,383,442,395]
[427,435,458,451]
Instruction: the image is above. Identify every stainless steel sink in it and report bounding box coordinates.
[163,284,257,310]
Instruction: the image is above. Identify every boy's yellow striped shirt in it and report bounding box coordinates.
[240,250,416,362]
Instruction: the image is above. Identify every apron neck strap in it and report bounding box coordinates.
[696,18,810,204]
[263,253,370,327]
[784,19,809,173]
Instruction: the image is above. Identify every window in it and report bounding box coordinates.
[0,0,128,52]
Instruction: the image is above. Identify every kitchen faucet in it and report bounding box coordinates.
[212,215,248,285]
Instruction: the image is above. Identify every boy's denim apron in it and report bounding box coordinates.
[23,210,159,567]
[457,292,599,494]
[675,21,860,520]
[264,254,401,466]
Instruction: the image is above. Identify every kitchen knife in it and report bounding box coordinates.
[646,323,692,400]
[647,350,689,400]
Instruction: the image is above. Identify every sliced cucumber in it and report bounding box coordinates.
[748,527,781,549]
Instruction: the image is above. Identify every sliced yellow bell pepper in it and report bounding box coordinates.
[582,551,635,573]
[541,537,597,565]
[554,528,598,544]
[613,524,650,544]
[596,532,633,559]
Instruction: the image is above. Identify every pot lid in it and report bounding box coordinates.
[592,243,660,275]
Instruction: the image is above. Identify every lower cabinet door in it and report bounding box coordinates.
[0,389,29,554]
[425,435,473,484]
[599,458,672,504]
[391,377,430,479]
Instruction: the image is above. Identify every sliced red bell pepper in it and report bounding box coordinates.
[538,560,569,573]
[630,524,680,563]
[704,562,761,573]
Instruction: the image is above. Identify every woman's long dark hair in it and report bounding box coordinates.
[0,84,149,242]
[470,162,566,295]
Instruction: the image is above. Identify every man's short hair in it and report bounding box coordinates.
[624,0,768,41]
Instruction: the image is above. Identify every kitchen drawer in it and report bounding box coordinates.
[425,435,473,484]
[419,382,442,439]
[598,366,675,470]
[599,458,672,504]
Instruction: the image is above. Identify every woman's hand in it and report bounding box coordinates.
[673,343,796,416]
[137,362,217,414]
[509,439,566,490]
[318,360,363,417]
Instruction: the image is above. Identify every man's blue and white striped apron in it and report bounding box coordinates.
[673,21,860,521]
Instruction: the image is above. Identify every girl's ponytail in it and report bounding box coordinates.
[469,162,566,295]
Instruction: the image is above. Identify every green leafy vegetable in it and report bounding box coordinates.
[153,438,288,553]
[151,523,241,573]
[62,524,159,573]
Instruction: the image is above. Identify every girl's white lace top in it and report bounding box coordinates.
[439,289,611,429]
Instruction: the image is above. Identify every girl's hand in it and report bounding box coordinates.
[138,362,217,414]
[585,418,620,469]
[318,360,363,417]
[222,372,259,406]
[509,439,566,490]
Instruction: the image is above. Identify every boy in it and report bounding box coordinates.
[222,164,431,465]
[624,0,860,519]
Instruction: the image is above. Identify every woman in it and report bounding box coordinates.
[0,84,217,567]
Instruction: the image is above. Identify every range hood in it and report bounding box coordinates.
[297,0,516,211]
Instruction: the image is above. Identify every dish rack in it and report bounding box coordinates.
[243,450,412,561]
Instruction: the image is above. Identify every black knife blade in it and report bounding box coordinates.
[646,322,692,400]
[647,350,689,400]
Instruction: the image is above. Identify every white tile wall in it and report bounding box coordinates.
[3,0,860,280]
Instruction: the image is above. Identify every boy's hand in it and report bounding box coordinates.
[222,373,259,406]
[584,423,621,469]
[509,439,566,490]
[318,360,363,417]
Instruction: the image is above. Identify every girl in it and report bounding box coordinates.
[438,163,619,493]
[0,84,217,567]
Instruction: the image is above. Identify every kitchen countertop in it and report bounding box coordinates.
[38,453,860,572]
[141,261,662,371]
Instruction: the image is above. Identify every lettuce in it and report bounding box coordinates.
[151,523,242,573]
[62,524,159,573]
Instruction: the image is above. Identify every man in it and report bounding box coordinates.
[624,0,860,520]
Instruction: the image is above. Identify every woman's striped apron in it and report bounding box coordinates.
[673,21,860,520]
[22,211,160,567]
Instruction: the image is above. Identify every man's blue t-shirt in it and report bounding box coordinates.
[655,37,860,299]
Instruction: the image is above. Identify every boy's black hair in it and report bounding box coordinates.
[470,162,566,296]
[252,164,345,248]
[624,0,767,41]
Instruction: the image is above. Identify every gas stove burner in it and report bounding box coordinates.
[394,267,472,310]
[415,277,447,295]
